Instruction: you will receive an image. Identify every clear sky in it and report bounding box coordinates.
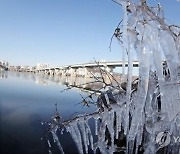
[0,0,179,66]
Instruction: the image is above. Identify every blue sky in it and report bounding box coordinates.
[0,0,179,66]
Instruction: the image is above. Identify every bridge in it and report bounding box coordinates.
[36,61,139,78]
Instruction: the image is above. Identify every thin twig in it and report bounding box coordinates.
[109,19,123,52]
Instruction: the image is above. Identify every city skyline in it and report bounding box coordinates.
[0,0,179,66]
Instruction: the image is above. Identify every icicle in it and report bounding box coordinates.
[160,30,179,81]
[98,141,109,154]
[47,139,51,148]
[104,93,110,105]
[66,123,84,154]
[115,110,122,139]
[106,110,115,145]
[51,130,64,154]
[135,117,144,154]
[128,24,151,141]
[121,0,128,82]
[78,121,89,153]
[95,118,99,136]
[48,149,52,154]
[125,28,137,135]
[85,121,94,150]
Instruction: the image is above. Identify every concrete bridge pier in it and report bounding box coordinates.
[39,70,43,74]
[59,69,63,76]
[75,68,83,77]
[82,67,88,77]
[69,68,77,77]
[84,67,94,78]
[45,70,49,75]
[77,67,87,77]
[55,68,61,76]
[50,69,55,76]
[61,69,67,76]
[65,68,71,76]
[75,67,95,78]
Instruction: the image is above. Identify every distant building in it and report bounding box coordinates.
[36,63,49,70]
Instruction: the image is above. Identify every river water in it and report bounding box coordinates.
[0,71,97,154]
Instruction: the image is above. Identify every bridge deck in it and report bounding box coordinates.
[37,61,139,71]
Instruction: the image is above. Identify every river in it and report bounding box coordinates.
[0,71,97,154]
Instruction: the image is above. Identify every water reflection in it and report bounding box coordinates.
[2,71,105,92]
[0,71,97,154]
[0,70,8,79]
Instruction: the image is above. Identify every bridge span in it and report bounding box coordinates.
[36,61,139,77]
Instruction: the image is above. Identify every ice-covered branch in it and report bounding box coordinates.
[43,0,180,153]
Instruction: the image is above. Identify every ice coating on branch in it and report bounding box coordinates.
[45,0,180,153]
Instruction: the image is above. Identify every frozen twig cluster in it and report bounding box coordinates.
[43,0,180,153]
